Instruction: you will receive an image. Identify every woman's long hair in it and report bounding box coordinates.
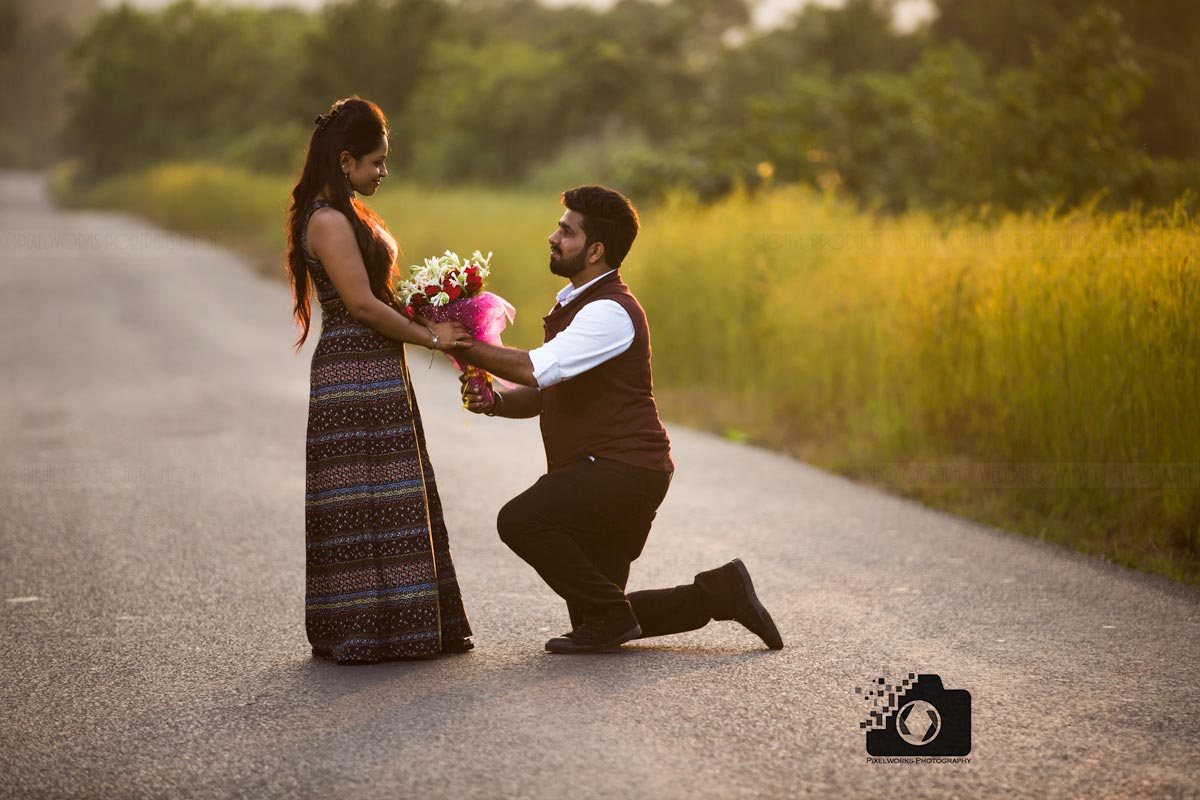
[285,96,399,351]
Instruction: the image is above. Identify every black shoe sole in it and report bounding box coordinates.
[731,558,784,650]
[544,623,643,654]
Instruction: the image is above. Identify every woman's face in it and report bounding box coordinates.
[341,139,389,196]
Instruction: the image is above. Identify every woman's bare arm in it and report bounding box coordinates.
[307,209,470,349]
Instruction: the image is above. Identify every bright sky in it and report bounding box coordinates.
[100,0,937,32]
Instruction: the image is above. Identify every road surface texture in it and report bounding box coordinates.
[1,173,1197,799]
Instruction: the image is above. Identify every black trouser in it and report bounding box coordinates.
[497,455,736,637]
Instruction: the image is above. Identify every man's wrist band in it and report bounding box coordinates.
[486,391,504,417]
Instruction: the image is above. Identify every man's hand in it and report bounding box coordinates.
[459,376,543,419]
[460,373,495,415]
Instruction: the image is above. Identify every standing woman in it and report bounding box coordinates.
[286,96,474,663]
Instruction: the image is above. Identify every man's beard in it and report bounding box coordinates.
[549,246,587,278]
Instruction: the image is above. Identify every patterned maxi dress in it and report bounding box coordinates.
[302,199,472,662]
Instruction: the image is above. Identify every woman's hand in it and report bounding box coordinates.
[415,317,475,351]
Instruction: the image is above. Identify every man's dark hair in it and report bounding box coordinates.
[561,185,640,268]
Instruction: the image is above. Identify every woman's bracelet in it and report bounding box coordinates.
[486,390,504,417]
[423,325,438,367]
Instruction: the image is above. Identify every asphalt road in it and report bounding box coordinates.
[1,173,1198,799]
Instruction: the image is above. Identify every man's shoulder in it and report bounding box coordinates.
[573,297,635,331]
[592,280,646,315]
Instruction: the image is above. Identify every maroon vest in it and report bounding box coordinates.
[539,271,674,473]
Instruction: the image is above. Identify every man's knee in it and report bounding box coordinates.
[496,497,532,550]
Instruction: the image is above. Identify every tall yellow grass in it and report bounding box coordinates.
[66,164,1200,583]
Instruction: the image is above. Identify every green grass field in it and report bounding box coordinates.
[58,163,1200,584]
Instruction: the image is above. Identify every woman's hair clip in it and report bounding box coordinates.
[313,108,342,131]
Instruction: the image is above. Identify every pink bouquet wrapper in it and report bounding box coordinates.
[410,292,516,406]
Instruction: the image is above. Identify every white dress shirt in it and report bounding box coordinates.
[528,270,635,389]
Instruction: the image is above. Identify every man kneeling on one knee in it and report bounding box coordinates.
[455,184,784,654]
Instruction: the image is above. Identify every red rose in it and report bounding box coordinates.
[425,285,440,297]
[446,284,462,301]
[466,274,483,292]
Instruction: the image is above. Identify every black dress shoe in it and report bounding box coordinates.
[442,638,475,654]
[725,558,784,650]
[545,615,642,654]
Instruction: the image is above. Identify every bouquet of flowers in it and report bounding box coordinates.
[397,250,515,408]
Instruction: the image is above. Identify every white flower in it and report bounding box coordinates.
[397,279,421,303]
[401,248,494,303]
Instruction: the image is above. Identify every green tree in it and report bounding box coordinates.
[64,1,309,179]
[0,0,101,166]
[296,0,448,166]
[931,0,1200,160]
[823,72,933,211]
[906,43,998,209]
[405,41,567,183]
[992,6,1150,208]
